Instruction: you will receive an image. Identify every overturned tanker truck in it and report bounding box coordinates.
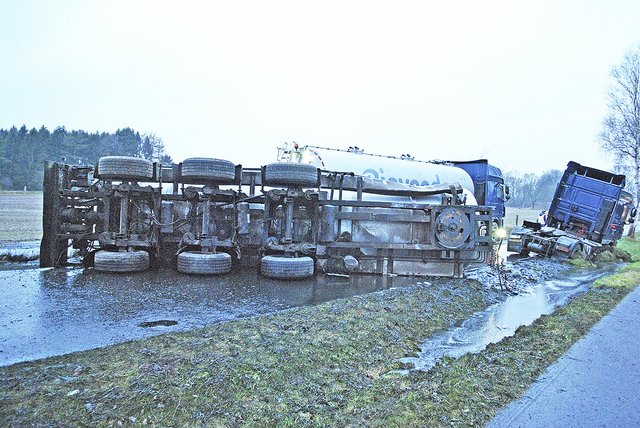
[278,143,510,228]
[40,146,498,278]
[508,161,636,259]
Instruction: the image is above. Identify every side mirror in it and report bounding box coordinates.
[504,184,511,201]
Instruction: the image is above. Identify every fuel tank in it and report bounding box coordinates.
[277,144,475,195]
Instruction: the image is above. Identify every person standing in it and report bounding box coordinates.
[538,210,547,225]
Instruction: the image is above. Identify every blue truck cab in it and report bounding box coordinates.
[452,159,510,227]
[508,161,636,258]
[546,161,635,244]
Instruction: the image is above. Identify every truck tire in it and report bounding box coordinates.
[570,244,591,259]
[263,162,318,187]
[260,255,314,279]
[94,250,150,273]
[98,156,154,180]
[181,158,236,183]
[177,251,232,274]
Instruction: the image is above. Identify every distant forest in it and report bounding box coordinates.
[0,125,565,207]
[0,125,172,190]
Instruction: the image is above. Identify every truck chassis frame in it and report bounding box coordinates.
[40,159,493,278]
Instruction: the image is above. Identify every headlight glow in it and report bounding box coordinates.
[495,228,508,239]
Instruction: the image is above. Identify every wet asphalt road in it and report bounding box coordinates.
[0,263,416,366]
[0,240,620,372]
[489,284,640,428]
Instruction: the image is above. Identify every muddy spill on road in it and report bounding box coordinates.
[138,320,179,328]
[401,261,619,372]
[0,240,40,264]
[0,266,414,366]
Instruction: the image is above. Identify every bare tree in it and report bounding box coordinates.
[600,46,640,236]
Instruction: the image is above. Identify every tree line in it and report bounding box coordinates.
[0,125,172,191]
[0,124,579,208]
[503,169,563,209]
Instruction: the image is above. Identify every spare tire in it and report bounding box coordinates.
[263,162,318,187]
[94,250,150,273]
[260,255,314,279]
[181,158,236,183]
[177,251,232,275]
[98,156,154,180]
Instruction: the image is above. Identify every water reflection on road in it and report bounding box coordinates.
[401,266,618,371]
[0,266,413,366]
[0,249,621,370]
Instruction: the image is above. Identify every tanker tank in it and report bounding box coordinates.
[276,143,478,205]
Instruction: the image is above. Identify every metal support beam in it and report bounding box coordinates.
[40,161,68,267]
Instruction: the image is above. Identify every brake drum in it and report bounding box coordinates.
[435,207,472,249]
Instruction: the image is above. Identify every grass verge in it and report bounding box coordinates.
[1,239,639,427]
[346,241,640,426]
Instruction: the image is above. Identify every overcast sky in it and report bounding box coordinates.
[1,1,639,174]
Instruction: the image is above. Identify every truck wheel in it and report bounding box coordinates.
[260,255,314,279]
[570,244,591,259]
[177,251,232,274]
[94,250,150,272]
[181,158,236,183]
[98,156,154,180]
[263,162,318,187]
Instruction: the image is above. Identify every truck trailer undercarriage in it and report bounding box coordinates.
[40,156,493,278]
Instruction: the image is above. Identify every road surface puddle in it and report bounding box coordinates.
[401,264,619,372]
[0,265,414,366]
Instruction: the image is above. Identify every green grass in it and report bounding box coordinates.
[0,192,43,242]
[1,242,638,426]
[593,238,640,290]
[341,239,640,426]
[616,237,640,260]
[0,279,496,427]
